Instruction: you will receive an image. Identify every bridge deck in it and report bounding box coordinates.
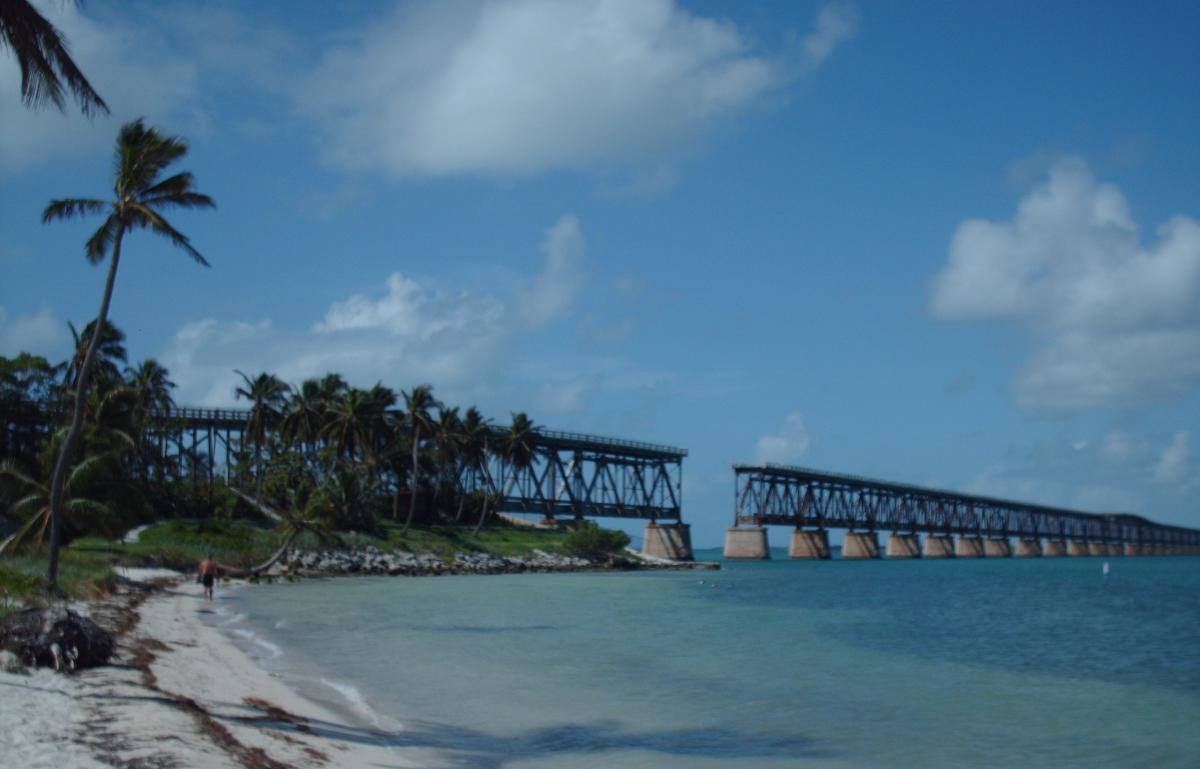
[734,463,1200,546]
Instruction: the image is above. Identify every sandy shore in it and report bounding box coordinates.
[1,569,416,769]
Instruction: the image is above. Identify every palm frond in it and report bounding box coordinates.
[139,171,194,199]
[141,191,217,211]
[42,198,108,223]
[128,204,209,266]
[1,0,109,116]
[84,216,120,264]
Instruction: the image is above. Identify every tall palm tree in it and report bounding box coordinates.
[458,407,494,534]
[1,0,108,115]
[41,119,214,590]
[234,370,289,497]
[320,387,375,466]
[125,358,175,414]
[400,384,439,534]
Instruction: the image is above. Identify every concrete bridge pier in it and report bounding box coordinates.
[1042,540,1067,557]
[842,531,881,559]
[1105,543,1124,556]
[1068,541,1091,556]
[643,522,694,561]
[984,538,1012,557]
[955,536,984,558]
[886,533,920,559]
[1087,542,1107,556]
[1014,539,1042,557]
[1122,543,1145,556]
[788,529,831,559]
[723,527,770,559]
[923,535,955,558]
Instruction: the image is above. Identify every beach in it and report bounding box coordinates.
[1,569,410,769]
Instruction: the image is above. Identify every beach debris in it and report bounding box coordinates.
[0,649,28,675]
[0,606,114,672]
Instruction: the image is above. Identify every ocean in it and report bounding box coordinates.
[212,549,1200,768]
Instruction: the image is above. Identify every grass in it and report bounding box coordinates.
[0,549,117,616]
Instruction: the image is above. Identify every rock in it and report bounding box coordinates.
[0,607,114,672]
[0,649,27,675]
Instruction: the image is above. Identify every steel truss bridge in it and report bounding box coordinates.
[734,464,1200,549]
[14,406,686,523]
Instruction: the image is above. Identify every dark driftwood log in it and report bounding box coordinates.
[0,607,114,671]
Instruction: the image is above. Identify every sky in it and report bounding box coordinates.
[2,0,1198,546]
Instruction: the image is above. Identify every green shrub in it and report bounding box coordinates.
[562,522,631,559]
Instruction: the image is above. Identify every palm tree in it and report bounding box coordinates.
[2,0,108,115]
[400,384,439,534]
[234,370,289,496]
[64,318,127,390]
[41,119,214,590]
[320,387,376,466]
[226,484,336,576]
[458,407,495,534]
[431,406,462,516]
[280,379,326,459]
[125,358,175,415]
[496,411,539,525]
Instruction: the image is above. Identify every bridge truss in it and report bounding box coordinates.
[734,464,1200,548]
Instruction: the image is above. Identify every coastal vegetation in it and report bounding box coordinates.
[1,319,636,609]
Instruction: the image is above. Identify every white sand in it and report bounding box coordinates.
[1,568,418,769]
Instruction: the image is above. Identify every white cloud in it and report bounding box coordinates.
[0,306,65,356]
[303,0,854,179]
[515,214,586,327]
[159,215,588,407]
[1153,431,1191,485]
[754,411,812,464]
[931,157,1200,409]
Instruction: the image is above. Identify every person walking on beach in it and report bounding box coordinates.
[198,554,219,600]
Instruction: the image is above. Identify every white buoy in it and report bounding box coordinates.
[1102,561,1110,576]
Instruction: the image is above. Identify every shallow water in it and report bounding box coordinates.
[216,552,1200,768]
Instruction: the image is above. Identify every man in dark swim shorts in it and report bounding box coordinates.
[198,553,219,600]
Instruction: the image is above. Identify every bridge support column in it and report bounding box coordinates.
[1068,541,1090,556]
[1087,542,1107,556]
[1014,539,1042,557]
[788,529,830,559]
[723,527,770,560]
[1042,540,1066,557]
[886,533,920,559]
[984,538,1012,557]
[955,536,984,558]
[643,522,693,561]
[1122,543,1144,557]
[923,535,954,558]
[1105,543,1124,556]
[842,532,880,559]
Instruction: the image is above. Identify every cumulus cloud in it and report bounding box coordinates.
[303,0,854,179]
[158,215,586,407]
[754,411,812,464]
[0,306,65,356]
[931,157,1200,408]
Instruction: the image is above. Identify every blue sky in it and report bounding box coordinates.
[2,0,1198,546]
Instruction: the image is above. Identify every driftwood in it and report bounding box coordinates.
[0,606,114,672]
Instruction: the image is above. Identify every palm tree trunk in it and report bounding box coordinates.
[473,495,491,536]
[402,425,420,534]
[47,228,124,590]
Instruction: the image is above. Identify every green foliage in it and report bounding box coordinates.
[562,521,632,559]
[0,550,115,614]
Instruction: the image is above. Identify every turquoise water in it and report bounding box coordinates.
[217,552,1200,768]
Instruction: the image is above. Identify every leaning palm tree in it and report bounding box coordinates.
[400,384,439,535]
[234,370,289,497]
[1,0,108,115]
[41,119,214,590]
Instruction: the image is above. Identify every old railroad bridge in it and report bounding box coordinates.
[5,404,1199,560]
[724,463,1200,559]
